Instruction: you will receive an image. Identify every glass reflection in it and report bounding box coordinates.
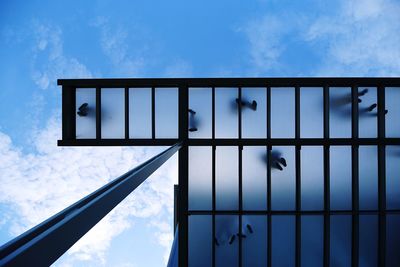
[359,215,378,267]
[386,215,400,266]
[358,87,378,138]
[359,146,378,210]
[330,146,352,210]
[189,215,212,267]
[386,146,400,209]
[301,215,323,267]
[242,88,267,138]
[189,88,212,138]
[129,88,151,138]
[330,87,351,138]
[301,147,324,211]
[216,147,238,210]
[76,88,96,139]
[189,147,212,210]
[242,215,267,267]
[272,216,295,267]
[300,87,323,138]
[386,87,400,137]
[101,88,125,139]
[330,215,351,267]
[215,88,238,138]
[271,87,295,138]
[155,88,178,138]
[216,215,238,267]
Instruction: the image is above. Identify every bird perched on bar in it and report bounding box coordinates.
[235,98,257,111]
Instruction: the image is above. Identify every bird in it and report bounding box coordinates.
[188,109,198,132]
[77,103,88,117]
[235,98,258,111]
[246,224,253,234]
[214,237,220,246]
[228,235,236,245]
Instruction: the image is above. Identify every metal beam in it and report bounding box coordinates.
[0,143,182,267]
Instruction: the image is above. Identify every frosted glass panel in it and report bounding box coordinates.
[271,88,295,138]
[76,88,96,139]
[300,87,323,138]
[189,88,212,138]
[359,146,378,210]
[189,215,212,267]
[155,88,178,138]
[330,146,352,210]
[216,215,238,267]
[101,88,125,139]
[386,146,400,209]
[189,147,212,210]
[216,147,238,210]
[242,88,266,138]
[330,215,351,267]
[271,146,295,210]
[301,215,323,267]
[359,215,378,267]
[386,87,400,137]
[301,147,324,211]
[242,215,267,267]
[272,216,295,267]
[386,215,400,266]
[330,87,351,138]
[129,88,151,138]
[242,146,267,210]
[215,88,238,138]
[359,87,377,138]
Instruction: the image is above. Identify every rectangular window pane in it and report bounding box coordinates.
[242,215,267,267]
[216,147,238,210]
[189,147,212,210]
[330,146,352,210]
[272,215,295,267]
[359,215,378,267]
[101,88,125,139]
[359,146,378,210]
[301,147,324,211]
[386,146,400,209]
[215,88,238,138]
[129,88,151,138]
[359,87,377,138]
[271,87,295,138]
[330,215,351,267]
[216,215,238,267]
[386,214,400,266]
[189,215,212,267]
[189,88,212,138]
[242,88,266,138]
[330,87,352,138]
[243,146,267,210]
[272,146,295,210]
[385,87,400,137]
[300,87,323,138]
[76,88,96,139]
[155,88,178,138]
[301,215,323,267]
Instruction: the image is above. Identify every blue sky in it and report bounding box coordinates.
[0,0,399,266]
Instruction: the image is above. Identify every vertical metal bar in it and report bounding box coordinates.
[174,184,178,234]
[212,146,216,267]
[62,86,76,140]
[178,85,188,267]
[238,146,243,267]
[267,87,271,139]
[125,87,129,139]
[238,87,242,139]
[212,87,215,140]
[323,86,330,267]
[152,87,156,139]
[295,86,301,267]
[96,87,101,140]
[267,86,272,267]
[377,86,386,267]
[351,86,359,267]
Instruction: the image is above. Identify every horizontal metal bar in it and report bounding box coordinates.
[57,77,400,88]
[58,138,400,146]
[187,210,400,215]
[0,143,182,267]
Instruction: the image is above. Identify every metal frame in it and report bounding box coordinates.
[55,78,400,267]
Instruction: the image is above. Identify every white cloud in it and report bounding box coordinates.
[0,113,177,266]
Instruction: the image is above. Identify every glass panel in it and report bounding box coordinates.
[129,88,151,138]
[216,147,238,210]
[216,215,238,267]
[271,146,295,210]
[189,215,212,267]
[189,88,212,138]
[386,87,400,137]
[301,147,324,211]
[101,88,125,138]
[386,215,400,266]
[242,88,267,138]
[330,87,352,138]
[242,215,267,267]
[301,215,323,267]
[300,87,323,138]
[359,146,378,210]
[359,87,377,138]
[189,147,212,210]
[330,215,351,267]
[155,88,178,138]
[76,88,96,139]
[242,146,267,210]
[271,87,295,138]
[330,146,352,210]
[272,216,295,267]
[359,215,378,267]
[215,88,238,138]
[386,146,400,209]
